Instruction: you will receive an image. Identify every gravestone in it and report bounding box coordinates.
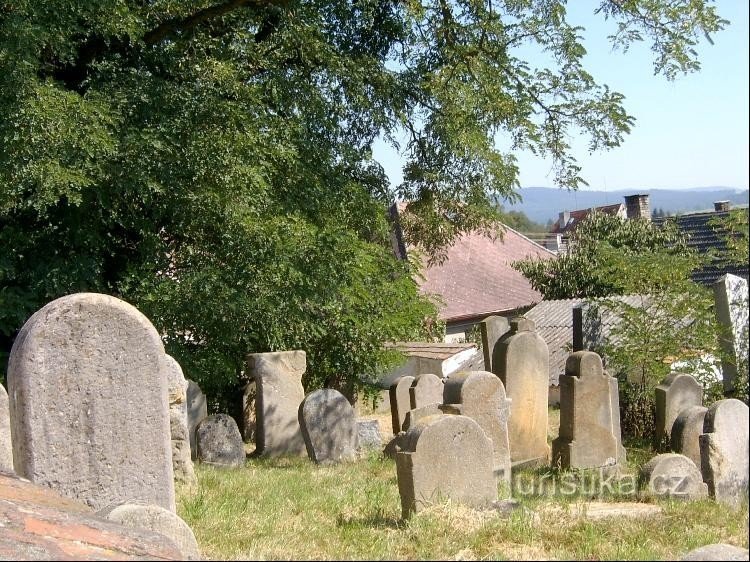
[699,398,749,507]
[196,414,245,468]
[98,503,201,560]
[246,350,307,457]
[409,373,443,410]
[242,381,257,443]
[186,380,207,461]
[165,356,197,487]
[681,544,750,561]
[395,414,496,518]
[713,274,749,393]
[654,372,703,451]
[299,389,357,464]
[493,317,550,464]
[7,293,175,512]
[552,351,620,470]
[389,375,415,434]
[0,384,12,473]
[639,453,708,500]
[480,315,510,373]
[403,403,443,431]
[671,405,708,469]
[443,370,512,485]
[608,375,627,464]
[356,420,382,451]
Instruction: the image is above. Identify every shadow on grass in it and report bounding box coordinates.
[336,512,403,530]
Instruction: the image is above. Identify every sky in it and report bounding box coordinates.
[371,1,749,192]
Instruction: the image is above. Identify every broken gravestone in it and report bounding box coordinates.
[196,414,245,468]
[480,315,510,373]
[186,380,207,461]
[165,356,197,487]
[671,405,708,470]
[1,383,12,473]
[409,373,443,410]
[654,372,703,451]
[299,388,358,464]
[389,375,415,434]
[639,453,708,500]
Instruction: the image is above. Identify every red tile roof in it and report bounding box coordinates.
[551,203,625,234]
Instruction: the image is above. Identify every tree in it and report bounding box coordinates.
[0,1,728,406]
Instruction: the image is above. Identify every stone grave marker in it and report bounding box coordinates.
[389,375,415,434]
[1,384,12,473]
[186,380,207,461]
[356,420,382,451]
[639,453,708,500]
[7,293,175,511]
[196,414,245,468]
[299,388,357,464]
[681,544,750,561]
[671,405,708,469]
[480,315,510,373]
[655,372,703,451]
[713,274,749,394]
[242,381,257,443]
[165,356,197,487]
[409,373,443,410]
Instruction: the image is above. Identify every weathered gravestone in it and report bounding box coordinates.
[165,356,197,487]
[552,351,621,470]
[246,350,307,457]
[242,381,257,443]
[98,502,201,560]
[713,274,749,394]
[480,315,510,373]
[356,420,382,451]
[196,414,245,468]
[443,370,512,485]
[389,375,415,434]
[409,373,443,410]
[0,384,12,473]
[655,372,703,451]
[681,543,750,561]
[299,389,357,464]
[186,380,207,461]
[671,405,708,469]
[493,317,550,465]
[395,414,496,518]
[7,293,175,512]
[699,398,749,507]
[639,453,708,500]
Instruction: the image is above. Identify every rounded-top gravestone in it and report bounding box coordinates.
[196,414,245,468]
[7,293,175,512]
[299,389,357,464]
[639,453,708,500]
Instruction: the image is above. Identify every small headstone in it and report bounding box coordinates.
[196,414,245,468]
[356,420,382,451]
[404,404,444,431]
[681,544,749,561]
[655,372,703,451]
[0,384,12,473]
[98,502,201,560]
[492,317,550,464]
[299,389,357,464]
[389,375,415,434]
[608,375,627,464]
[639,453,708,500]
[409,373,443,410]
[671,405,708,469]
[699,398,749,507]
[7,293,175,511]
[165,356,197,487]
[480,315,510,373]
[552,351,620,470]
[187,380,208,461]
[442,371,512,485]
[246,350,307,457]
[713,274,749,393]
[242,381,257,443]
[395,414,496,518]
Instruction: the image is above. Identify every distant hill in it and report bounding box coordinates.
[503,187,749,225]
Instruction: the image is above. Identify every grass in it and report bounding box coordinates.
[177,445,749,560]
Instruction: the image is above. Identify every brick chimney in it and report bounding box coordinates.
[714,200,730,212]
[624,194,650,221]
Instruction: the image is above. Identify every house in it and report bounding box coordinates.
[390,202,555,342]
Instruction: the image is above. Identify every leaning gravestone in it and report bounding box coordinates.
[443,371,512,485]
[654,372,703,451]
[395,414,496,518]
[493,317,549,465]
[552,351,620,470]
[247,350,307,457]
[299,388,357,464]
[165,356,197,487]
[389,375,415,434]
[480,315,510,373]
[639,453,708,500]
[186,380,207,461]
[409,373,443,410]
[0,384,12,473]
[196,414,245,468]
[7,293,175,511]
[671,405,708,469]
[699,398,749,507]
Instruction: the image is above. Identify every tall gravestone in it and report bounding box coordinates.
[246,350,307,457]
[699,398,749,507]
[552,351,620,470]
[409,373,443,410]
[671,405,708,469]
[165,356,197,487]
[0,384,12,473]
[395,414,496,518]
[654,372,703,451]
[186,380,207,461]
[480,315,510,373]
[493,317,550,464]
[389,375,415,434]
[713,274,749,393]
[7,293,175,511]
[443,370,512,485]
[299,388,358,464]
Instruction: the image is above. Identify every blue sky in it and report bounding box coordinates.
[372,1,749,191]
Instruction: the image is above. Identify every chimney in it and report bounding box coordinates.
[558,210,571,230]
[624,194,651,221]
[714,200,730,212]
